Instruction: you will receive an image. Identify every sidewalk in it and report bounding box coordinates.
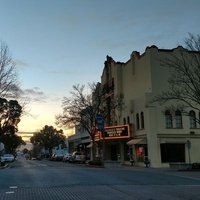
[122,163,200,181]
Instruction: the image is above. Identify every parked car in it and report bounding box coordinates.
[1,154,15,162]
[70,151,86,164]
[50,154,64,161]
[63,153,72,162]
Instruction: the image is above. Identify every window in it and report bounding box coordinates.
[175,110,182,128]
[165,110,173,128]
[127,116,130,124]
[136,113,140,129]
[123,117,126,125]
[160,143,185,163]
[140,112,144,129]
[189,110,196,128]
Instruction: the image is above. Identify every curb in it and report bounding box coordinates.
[85,164,104,168]
[0,164,8,169]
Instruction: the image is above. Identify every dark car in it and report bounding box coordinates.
[50,154,64,161]
[1,154,15,162]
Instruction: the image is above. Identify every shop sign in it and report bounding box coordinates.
[102,125,130,139]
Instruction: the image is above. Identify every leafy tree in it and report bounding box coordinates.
[1,134,25,154]
[31,144,42,159]
[152,33,200,116]
[30,125,66,154]
[0,98,22,137]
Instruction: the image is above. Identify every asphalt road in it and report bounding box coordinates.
[0,156,200,200]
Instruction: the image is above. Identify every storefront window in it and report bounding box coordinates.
[160,143,185,163]
[135,144,147,162]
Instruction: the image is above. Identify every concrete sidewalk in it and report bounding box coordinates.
[122,164,200,181]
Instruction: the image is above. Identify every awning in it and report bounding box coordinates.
[87,143,93,148]
[127,138,147,145]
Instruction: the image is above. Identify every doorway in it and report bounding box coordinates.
[110,145,118,160]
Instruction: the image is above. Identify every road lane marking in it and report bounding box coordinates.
[9,186,18,189]
[38,164,48,167]
[5,191,15,194]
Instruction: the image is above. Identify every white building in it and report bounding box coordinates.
[98,45,200,167]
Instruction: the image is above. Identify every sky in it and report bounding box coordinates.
[0,0,200,137]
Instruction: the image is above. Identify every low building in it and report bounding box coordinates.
[68,125,90,159]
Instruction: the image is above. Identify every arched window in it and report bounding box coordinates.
[165,110,173,128]
[123,117,126,125]
[127,116,130,124]
[141,112,144,129]
[175,110,182,128]
[189,110,196,128]
[136,113,140,129]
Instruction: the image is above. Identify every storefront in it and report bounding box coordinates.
[127,138,147,163]
[95,124,132,163]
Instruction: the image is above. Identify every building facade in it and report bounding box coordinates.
[68,124,90,159]
[98,45,200,167]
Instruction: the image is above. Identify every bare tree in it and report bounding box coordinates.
[0,41,20,99]
[56,83,106,160]
[184,33,200,51]
[152,33,200,116]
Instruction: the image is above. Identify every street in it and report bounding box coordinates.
[0,157,200,200]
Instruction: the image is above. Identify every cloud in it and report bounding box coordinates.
[21,87,48,103]
[13,59,29,68]
[50,96,62,102]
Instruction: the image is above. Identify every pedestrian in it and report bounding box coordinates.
[144,156,150,168]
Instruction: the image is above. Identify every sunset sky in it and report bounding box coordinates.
[0,0,199,137]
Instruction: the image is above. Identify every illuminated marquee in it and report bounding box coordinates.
[101,125,131,139]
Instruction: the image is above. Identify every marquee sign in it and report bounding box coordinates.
[101,125,131,139]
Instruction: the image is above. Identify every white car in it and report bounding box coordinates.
[1,154,15,162]
[70,151,86,164]
[63,153,72,162]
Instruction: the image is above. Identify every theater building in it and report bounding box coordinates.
[98,45,200,167]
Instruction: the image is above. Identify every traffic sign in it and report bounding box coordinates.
[96,114,103,130]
